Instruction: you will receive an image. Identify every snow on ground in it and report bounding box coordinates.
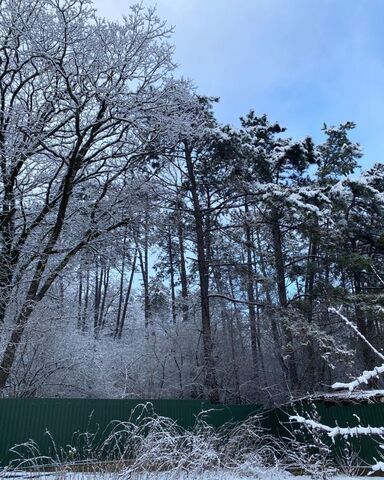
[7,470,384,480]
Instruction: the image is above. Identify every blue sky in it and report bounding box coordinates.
[93,0,384,169]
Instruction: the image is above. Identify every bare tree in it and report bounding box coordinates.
[0,0,184,389]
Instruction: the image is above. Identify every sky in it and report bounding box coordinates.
[93,0,384,169]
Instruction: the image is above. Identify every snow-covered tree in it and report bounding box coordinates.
[0,0,191,389]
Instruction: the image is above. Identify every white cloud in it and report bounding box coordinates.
[92,0,384,166]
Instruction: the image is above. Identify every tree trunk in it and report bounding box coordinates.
[184,143,219,403]
[138,209,151,329]
[117,250,137,339]
[168,229,177,324]
[82,264,90,332]
[270,206,299,387]
[93,259,102,338]
[244,198,258,372]
[77,265,83,330]
[354,272,376,371]
[177,200,189,322]
[115,230,127,337]
[255,229,287,378]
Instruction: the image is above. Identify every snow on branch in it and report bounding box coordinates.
[291,415,384,440]
[289,306,384,472]
[328,307,384,362]
[372,265,384,287]
[332,364,384,392]
[371,461,384,473]
[328,307,384,392]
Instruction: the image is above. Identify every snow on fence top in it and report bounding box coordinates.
[295,390,384,405]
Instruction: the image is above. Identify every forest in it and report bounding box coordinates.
[0,0,383,406]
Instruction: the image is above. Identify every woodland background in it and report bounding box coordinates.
[0,0,383,405]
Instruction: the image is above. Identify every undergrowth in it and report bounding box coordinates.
[0,403,356,479]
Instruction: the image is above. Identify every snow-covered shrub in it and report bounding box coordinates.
[336,441,363,477]
[4,403,315,477]
[290,307,384,474]
[284,403,337,479]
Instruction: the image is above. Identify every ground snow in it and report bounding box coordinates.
[9,471,384,480]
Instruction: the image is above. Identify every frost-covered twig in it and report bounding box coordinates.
[288,308,384,474]
[332,364,384,391]
[329,307,384,391]
[291,415,384,440]
[372,265,384,287]
[328,307,384,362]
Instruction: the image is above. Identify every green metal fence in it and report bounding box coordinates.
[0,398,263,466]
[0,398,383,467]
[264,400,384,466]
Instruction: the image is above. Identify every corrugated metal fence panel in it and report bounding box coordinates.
[200,401,264,428]
[263,401,384,466]
[2,398,383,467]
[0,399,264,466]
[317,402,384,464]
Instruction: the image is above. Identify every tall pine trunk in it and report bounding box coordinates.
[270,206,299,387]
[244,198,258,372]
[184,143,219,403]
